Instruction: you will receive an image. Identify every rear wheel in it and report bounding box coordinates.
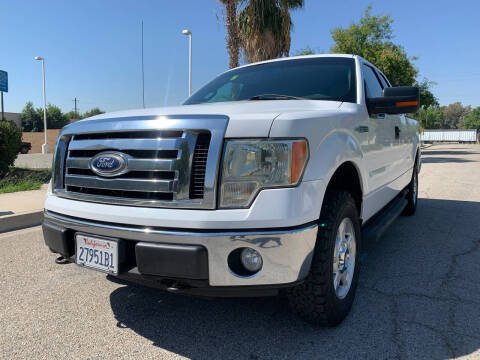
[287,190,361,326]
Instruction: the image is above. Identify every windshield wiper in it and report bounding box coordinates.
[248,94,306,101]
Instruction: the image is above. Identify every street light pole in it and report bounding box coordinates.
[182,29,192,96]
[34,56,48,154]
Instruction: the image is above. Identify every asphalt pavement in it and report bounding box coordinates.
[1,144,479,359]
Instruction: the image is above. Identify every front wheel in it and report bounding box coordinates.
[402,163,418,216]
[287,190,361,326]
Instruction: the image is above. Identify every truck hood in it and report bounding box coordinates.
[83,100,342,137]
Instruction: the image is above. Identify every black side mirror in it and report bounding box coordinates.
[367,86,420,114]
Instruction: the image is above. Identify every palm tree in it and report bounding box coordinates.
[238,0,304,63]
[219,0,241,68]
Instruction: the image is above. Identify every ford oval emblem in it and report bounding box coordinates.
[90,152,128,177]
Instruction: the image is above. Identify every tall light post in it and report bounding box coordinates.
[34,56,48,154]
[182,29,192,96]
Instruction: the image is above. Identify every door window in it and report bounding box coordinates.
[377,71,391,88]
[363,65,383,98]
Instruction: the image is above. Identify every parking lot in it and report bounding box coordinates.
[1,143,479,359]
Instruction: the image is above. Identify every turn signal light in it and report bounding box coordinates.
[291,141,308,183]
[396,100,418,107]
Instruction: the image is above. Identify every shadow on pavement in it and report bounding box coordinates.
[422,150,480,156]
[421,147,480,163]
[421,157,475,163]
[109,197,480,359]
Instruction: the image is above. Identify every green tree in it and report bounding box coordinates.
[40,104,69,129]
[330,6,434,106]
[238,0,304,63]
[295,46,315,56]
[441,102,471,129]
[462,107,480,131]
[219,0,241,68]
[82,108,105,119]
[416,79,439,109]
[64,110,81,120]
[21,102,43,132]
[414,106,444,129]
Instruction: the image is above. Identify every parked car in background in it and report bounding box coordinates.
[19,142,31,154]
[43,54,420,326]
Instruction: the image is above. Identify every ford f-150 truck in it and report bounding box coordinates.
[43,54,420,326]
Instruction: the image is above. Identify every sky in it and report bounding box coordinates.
[1,0,480,114]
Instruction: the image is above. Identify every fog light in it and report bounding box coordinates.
[240,248,263,273]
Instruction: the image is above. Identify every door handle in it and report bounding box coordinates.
[395,126,401,139]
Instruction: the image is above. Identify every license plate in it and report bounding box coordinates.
[75,234,118,274]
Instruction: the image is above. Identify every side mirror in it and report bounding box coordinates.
[367,86,420,114]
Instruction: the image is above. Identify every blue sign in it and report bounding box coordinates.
[0,71,7,92]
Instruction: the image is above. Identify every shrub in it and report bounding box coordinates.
[0,121,22,177]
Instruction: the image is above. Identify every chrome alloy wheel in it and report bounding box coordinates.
[333,217,357,299]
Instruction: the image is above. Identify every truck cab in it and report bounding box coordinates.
[43,54,420,326]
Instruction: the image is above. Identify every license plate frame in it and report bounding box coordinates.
[75,233,119,274]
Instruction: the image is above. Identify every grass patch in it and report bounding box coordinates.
[0,168,51,194]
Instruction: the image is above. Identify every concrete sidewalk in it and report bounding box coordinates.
[14,153,53,169]
[0,184,47,233]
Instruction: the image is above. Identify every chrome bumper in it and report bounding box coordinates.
[43,210,318,286]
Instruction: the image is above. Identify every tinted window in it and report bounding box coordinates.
[184,57,357,105]
[363,65,383,98]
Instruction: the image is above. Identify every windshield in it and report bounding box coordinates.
[184,57,357,105]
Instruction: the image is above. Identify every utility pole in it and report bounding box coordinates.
[141,21,145,108]
[1,92,4,121]
[73,97,78,118]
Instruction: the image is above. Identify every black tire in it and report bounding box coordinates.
[402,162,418,216]
[20,146,29,154]
[286,190,361,326]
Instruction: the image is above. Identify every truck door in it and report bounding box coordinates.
[361,64,400,189]
[374,69,411,178]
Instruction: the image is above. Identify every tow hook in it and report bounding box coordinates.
[166,282,186,293]
[55,256,69,265]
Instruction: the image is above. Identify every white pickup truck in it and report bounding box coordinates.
[43,54,420,326]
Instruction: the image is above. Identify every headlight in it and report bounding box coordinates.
[219,139,308,208]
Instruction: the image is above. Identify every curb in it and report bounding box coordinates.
[0,211,43,234]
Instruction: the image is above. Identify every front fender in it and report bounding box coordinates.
[269,110,366,191]
[307,130,366,193]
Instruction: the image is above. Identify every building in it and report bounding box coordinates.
[2,112,22,128]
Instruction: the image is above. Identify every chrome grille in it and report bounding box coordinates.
[64,130,200,204]
[53,115,228,209]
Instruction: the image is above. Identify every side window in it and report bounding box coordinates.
[363,65,383,98]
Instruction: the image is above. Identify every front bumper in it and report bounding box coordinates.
[43,210,318,291]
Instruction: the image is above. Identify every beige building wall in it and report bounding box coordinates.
[22,129,61,153]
